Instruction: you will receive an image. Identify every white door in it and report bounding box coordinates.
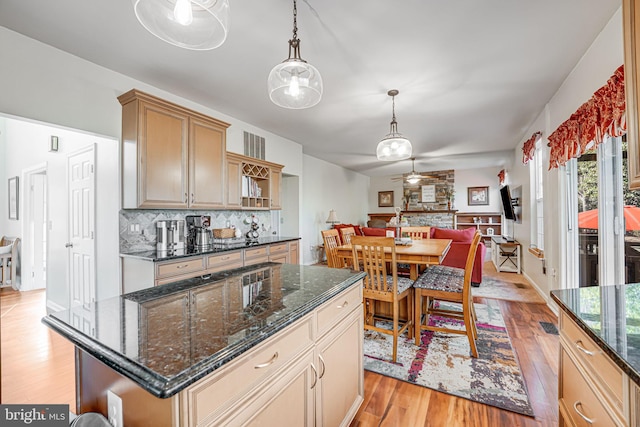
[68,146,96,309]
[29,172,47,289]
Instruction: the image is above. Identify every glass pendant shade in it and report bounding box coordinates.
[268,0,322,109]
[376,135,412,161]
[132,0,230,50]
[376,90,412,161]
[268,58,323,109]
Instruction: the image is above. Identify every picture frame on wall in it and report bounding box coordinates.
[8,176,18,220]
[378,190,394,207]
[468,186,489,206]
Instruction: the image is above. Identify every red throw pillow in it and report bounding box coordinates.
[432,227,475,243]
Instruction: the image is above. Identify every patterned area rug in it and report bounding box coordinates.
[363,302,535,416]
[472,276,545,303]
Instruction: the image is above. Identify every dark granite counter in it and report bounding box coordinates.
[120,236,301,261]
[43,262,365,398]
[551,283,640,385]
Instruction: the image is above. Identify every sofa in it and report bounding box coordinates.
[429,227,485,285]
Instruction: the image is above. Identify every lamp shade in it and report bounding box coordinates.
[376,136,412,161]
[376,89,412,161]
[132,0,230,50]
[325,209,339,224]
[268,58,323,109]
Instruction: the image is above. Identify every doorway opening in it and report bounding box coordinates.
[21,164,48,291]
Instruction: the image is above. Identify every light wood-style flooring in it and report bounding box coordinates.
[0,262,558,426]
[350,262,559,427]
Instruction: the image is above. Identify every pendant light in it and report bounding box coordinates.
[267,0,323,109]
[132,0,230,50]
[376,90,412,161]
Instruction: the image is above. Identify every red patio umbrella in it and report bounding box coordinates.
[578,205,640,231]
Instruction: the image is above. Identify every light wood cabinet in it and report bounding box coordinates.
[118,89,229,209]
[122,241,300,292]
[270,167,282,210]
[225,153,243,209]
[226,152,284,210]
[289,241,299,264]
[558,312,629,426]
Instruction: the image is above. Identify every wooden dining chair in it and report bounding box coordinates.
[339,226,356,245]
[351,236,413,363]
[401,226,431,240]
[321,229,351,268]
[412,231,481,357]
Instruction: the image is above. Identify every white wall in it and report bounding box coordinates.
[508,7,624,301]
[0,117,119,308]
[0,27,368,273]
[302,155,370,264]
[453,168,505,213]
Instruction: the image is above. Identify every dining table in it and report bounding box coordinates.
[334,238,452,280]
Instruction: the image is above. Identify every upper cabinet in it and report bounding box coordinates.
[226,152,284,210]
[118,89,230,209]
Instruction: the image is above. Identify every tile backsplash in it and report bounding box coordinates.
[120,209,273,252]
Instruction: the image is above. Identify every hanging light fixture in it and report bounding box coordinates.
[376,90,412,161]
[267,0,323,109]
[132,0,230,50]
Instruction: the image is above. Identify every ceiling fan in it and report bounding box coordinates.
[391,157,437,184]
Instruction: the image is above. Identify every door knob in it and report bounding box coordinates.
[65,243,73,248]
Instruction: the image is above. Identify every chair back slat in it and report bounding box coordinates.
[351,236,397,294]
[401,226,431,240]
[322,229,350,268]
[339,227,356,245]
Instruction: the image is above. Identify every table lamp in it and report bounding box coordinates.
[326,210,339,226]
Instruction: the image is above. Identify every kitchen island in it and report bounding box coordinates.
[551,284,640,426]
[43,262,365,427]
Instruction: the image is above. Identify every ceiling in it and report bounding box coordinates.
[0,0,621,177]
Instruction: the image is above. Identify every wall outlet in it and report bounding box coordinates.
[107,390,123,427]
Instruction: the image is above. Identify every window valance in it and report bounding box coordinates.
[522,131,542,164]
[548,65,626,170]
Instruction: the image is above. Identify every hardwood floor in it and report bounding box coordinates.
[0,263,558,426]
[350,263,559,427]
[0,287,76,408]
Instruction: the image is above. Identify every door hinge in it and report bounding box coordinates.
[91,164,94,173]
[91,231,94,239]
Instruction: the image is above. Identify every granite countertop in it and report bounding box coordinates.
[551,283,640,385]
[42,262,365,399]
[120,236,301,261]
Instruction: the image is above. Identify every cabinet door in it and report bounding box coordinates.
[316,308,364,427]
[190,281,227,361]
[270,167,282,210]
[224,350,315,427]
[189,117,226,209]
[139,100,189,208]
[289,242,299,265]
[226,155,242,209]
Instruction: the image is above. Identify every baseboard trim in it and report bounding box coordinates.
[46,299,66,314]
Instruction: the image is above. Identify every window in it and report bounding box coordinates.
[530,140,544,251]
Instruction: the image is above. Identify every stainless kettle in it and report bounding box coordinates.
[195,228,212,247]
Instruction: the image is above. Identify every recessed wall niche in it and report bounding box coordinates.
[402,169,455,211]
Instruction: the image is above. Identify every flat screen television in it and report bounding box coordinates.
[500,185,518,222]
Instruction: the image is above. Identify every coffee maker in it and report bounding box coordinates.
[156,220,185,252]
[186,215,212,249]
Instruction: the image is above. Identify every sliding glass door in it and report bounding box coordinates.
[567,136,640,287]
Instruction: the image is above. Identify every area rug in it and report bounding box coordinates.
[472,276,545,303]
[363,302,535,416]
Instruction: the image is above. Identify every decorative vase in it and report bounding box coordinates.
[447,200,452,210]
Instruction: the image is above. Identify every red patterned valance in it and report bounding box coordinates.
[522,131,542,164]
[498,169,505,185]
[548,65,626,170]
